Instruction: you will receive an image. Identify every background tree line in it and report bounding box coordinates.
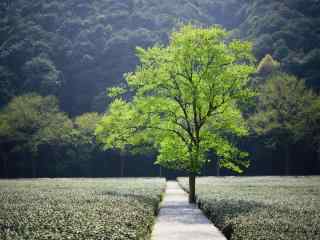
[0,0,319,178]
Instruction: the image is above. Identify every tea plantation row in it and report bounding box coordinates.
[0,178,166,240]
[178,176,320,240]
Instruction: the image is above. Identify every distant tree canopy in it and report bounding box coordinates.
[0,0,319,113]
[0,94,73,177]
[0,94,72,151]
[0,94,100,177]
[256,54,280,77]
[96,25,256,202]
[250,73,320,175]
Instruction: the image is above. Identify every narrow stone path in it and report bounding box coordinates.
[152,181,226,240]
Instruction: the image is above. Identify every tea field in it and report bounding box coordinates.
[178,176,320,240]
[0,178,166,240]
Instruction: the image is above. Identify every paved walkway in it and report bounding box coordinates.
[151,181,226,240]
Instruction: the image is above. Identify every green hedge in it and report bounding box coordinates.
[178,176,320,240]
[0,178,166,240]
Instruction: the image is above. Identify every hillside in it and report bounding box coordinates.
[1,0,319,115]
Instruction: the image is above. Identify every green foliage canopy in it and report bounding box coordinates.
[1,0,319,113]
[74,112,101,145]
[96,25,255,174]
[0,94,73,154]
[72,112,101,171]
[0,94,102,177]
[250,73,319,147]
[256,54,280,76]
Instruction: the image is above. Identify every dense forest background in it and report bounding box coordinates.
[0,0,320,178]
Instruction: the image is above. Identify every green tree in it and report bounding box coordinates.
[96,25,255,202]
[0,94,73,177]
[74,112,100,144]
[299,95,320,169]
[73,112,101,176]
[250,73,319,175]
[250,54,280,89]
[35,110,74,177]
[256,54,280,77]
[0,66,16,107]
[22,56,61,95]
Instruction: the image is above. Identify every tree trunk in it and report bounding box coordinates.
[31,157,36,178]
[317,148,320,173]
[54,150,59,178]
[216,159,220,176]
[0,145,8,178]
[90,150,95,177]
[120,151,125,177]
[75,148,80,177]
[189,174,196,203]
[159,166,162,177]
[204,158,209,176]
[284,144,290,176]
[2,153,8,179]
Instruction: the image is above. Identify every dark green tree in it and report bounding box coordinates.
[0,94,73,177]
[73,112,101,176]
[22,56,62,95]
[250,73,319,175]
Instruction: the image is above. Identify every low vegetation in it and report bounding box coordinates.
[178,176,320,240]
[0,178,166,240]
[1,1,320,178]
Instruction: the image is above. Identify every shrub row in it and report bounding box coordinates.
[178,176,320,240]
[0,178,166,240]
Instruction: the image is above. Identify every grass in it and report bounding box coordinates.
[0,178,166,240]
[178,176,320,240]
